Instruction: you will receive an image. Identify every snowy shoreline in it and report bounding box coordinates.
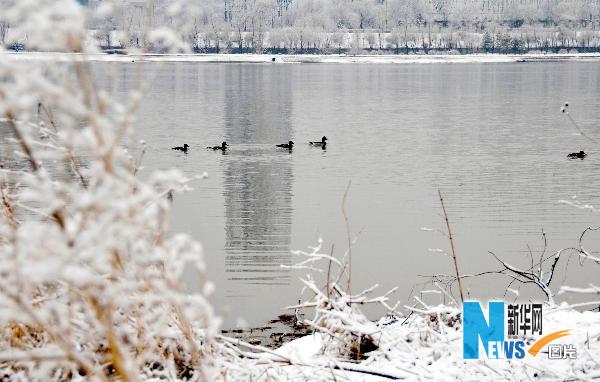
[5,51,600,64]
[256,302,600,381]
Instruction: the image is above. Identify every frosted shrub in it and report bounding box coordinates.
[0,1,221,380]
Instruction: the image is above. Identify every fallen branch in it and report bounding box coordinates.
[218,334,407,380]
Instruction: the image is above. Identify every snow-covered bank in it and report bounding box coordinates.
[230,242,600,381]
[6,51,600,64]
[227,303,600,381]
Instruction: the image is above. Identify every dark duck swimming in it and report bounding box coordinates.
[567,150,586,159]
[207,142,228,151]
[309,136,327,147]
[172,143,189,152]
[276,141,294,150]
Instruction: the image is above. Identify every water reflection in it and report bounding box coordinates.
[222,65,294,287]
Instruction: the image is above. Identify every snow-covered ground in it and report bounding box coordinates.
[6,51,600,64]
[242,303,600,381]
[212,243,600,381]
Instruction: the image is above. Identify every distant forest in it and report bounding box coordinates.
[3,0,600,53]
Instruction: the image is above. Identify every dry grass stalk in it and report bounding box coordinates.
[1,187,16,231]
[6,111,39,172]
[342,181,352,295]
[88,296,131,382]
[6,111,66,229]
[438,189,464,303]
[326,243,335,298]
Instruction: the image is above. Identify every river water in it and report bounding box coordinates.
[98,60,600,326]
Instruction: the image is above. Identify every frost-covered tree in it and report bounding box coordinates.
[481,30,494,51]
[49,0,600,54]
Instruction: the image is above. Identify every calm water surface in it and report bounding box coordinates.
[100,61,600,326]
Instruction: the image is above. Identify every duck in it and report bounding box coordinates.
[207,142,228,151]
[309,136,328,147]
[172,143,189,152]
[567,150,586,159]
[276,141,294,150]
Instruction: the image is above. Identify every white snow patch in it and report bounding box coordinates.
[5,51,600,65]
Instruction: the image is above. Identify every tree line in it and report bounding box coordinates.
[3,0,600,53]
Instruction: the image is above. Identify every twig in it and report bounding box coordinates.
[579,226,600,264]
[6,111,38,172]
[40,102,88,189]
[6,111,65,229]
[438,190,464,303]
[563,107,600,145]
[342,181,352,295]
[538,229,547,279]
[1,187,17,230]
[488,251,556,305]
[327,244,334,298]
[88,297,133,382]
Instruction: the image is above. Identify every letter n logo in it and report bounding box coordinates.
[463,302,504,359]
